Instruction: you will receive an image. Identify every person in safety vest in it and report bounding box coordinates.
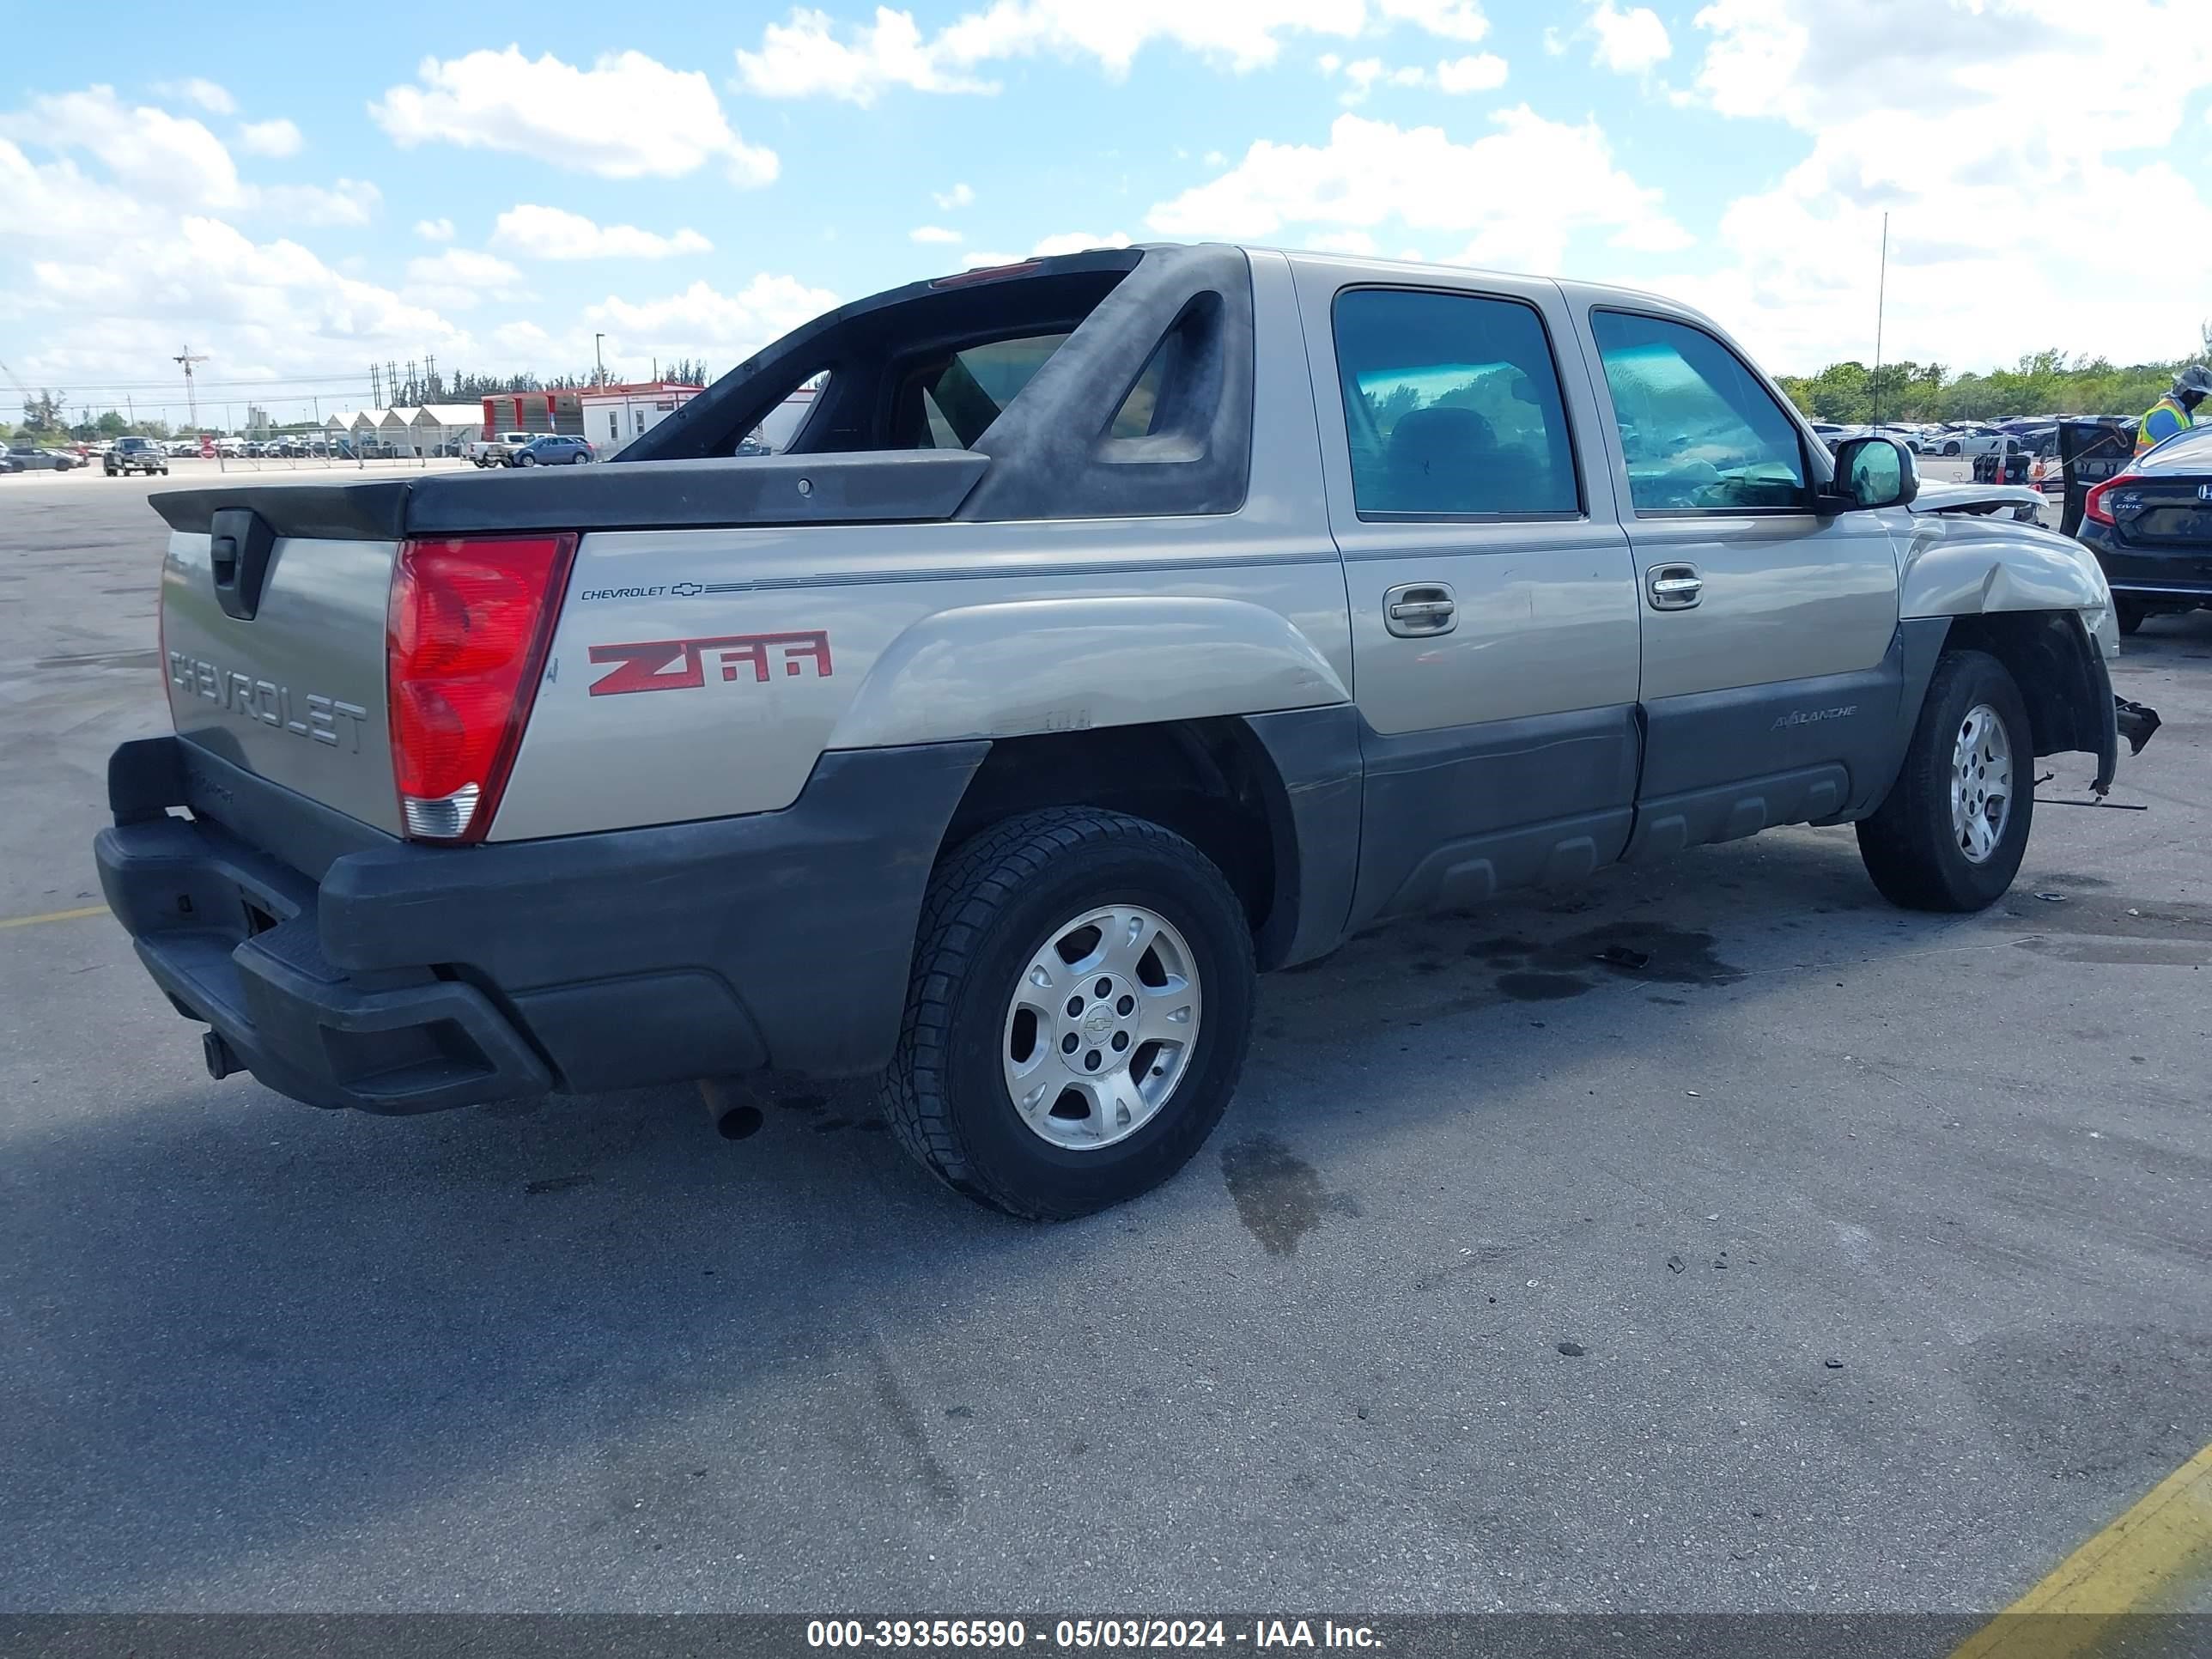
[2136,364,2211,455]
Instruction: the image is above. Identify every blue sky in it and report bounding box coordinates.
[5,1,2210,429]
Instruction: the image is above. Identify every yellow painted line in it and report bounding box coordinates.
[1952,1441,2212,1659]
[0,902,109,931]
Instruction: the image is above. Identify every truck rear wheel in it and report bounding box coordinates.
[879,808,1255,1219]
[1856,649,2034,912]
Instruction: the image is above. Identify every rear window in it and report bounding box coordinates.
[907,335,1069,448]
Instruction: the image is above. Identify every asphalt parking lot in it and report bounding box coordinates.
[1,469,2206,1621]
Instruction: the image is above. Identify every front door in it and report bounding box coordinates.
[1577,307,1903,854]
[1294,266,1643,927]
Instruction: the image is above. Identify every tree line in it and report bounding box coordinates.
[1776,325,2212,425]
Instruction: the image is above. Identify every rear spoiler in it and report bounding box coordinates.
[147,451,989,540]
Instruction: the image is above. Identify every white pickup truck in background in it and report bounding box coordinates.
[461,432,535,468]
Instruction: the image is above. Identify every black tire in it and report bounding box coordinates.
[2114,597,2148,635]
[516,453,537,467]
[879,807,1256,1220]
[1856,649,2034,912]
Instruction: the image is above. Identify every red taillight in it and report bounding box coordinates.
[2081,474,2131,527]
[386,533,575,842]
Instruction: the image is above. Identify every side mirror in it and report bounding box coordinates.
[1823,434,1918,512]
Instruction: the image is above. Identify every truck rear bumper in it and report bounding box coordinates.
[94,736,987,1114]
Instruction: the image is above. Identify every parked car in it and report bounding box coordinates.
[3,445,81,471]
[94,244,2151,1218]
[2075,421,2212,635]
[509,434,594,466]
[104,435,168,477]
[0,445,21,474]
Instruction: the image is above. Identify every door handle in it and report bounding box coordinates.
[1646,563,1703,610]
[1384,582,1457,637]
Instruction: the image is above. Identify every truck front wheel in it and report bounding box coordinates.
[879,808,1255,1219]
[1856,649,2034,912]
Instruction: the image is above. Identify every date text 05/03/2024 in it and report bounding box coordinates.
[805,1620,1382,1650]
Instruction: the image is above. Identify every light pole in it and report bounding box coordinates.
[594,333,606,387]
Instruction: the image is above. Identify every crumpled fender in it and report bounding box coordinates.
[827,596,1351,750]
[1898,514,2118,658]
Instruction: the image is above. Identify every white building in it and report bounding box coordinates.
[578,381,705,455]
[378,408,419,454]
[411,404,486,456]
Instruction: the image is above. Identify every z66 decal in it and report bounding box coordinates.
[588,630,833,696]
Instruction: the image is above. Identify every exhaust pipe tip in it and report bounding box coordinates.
[202,1030,240,1081]
[697,1076,764,1141]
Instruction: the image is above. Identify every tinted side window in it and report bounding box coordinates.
[1332,288,1580,519]
[1589,311,1807,512]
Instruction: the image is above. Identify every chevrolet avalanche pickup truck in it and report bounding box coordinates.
[95,244,2154,1218]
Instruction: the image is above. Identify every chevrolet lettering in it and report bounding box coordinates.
[167,653,369,750]
[93,244,2154,1218]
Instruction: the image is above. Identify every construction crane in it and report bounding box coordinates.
[173,344,210,433]
[0,357,33,427]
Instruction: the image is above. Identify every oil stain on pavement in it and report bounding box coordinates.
[1221,1133,1359,1256]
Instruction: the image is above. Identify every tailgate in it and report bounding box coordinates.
[157,500,403,836]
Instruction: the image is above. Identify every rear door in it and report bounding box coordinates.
[1292,261,1641,926]
[1574,305,1902,854]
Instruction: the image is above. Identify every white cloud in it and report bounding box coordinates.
[415,216,456,241]
[734,0,1508,97]
[0,139,162,243]
[1588,3,1669,74]
[958,230,1133,269]
[585,273,842,364]
[1435,52,1508,91]
[1304,228,1379,254]
[0,86,243,210]
[1322,44,1505,100]
[404,247,526,310]
[1674,0,2212,369]
[17,215,467,388]
[735,7,998,102]
[1030,230,1133,255]
[1374,0,1489,43]
[1148,107,1690,275]
[237,118,303,157]
[371,47,777,185]
[493,204,712,259]
[933,180,975,209]
[406,248,521,285]
[0,86,370,231]
[257,179,380,227]
[158,78,235,115]
[909,224,963,243]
